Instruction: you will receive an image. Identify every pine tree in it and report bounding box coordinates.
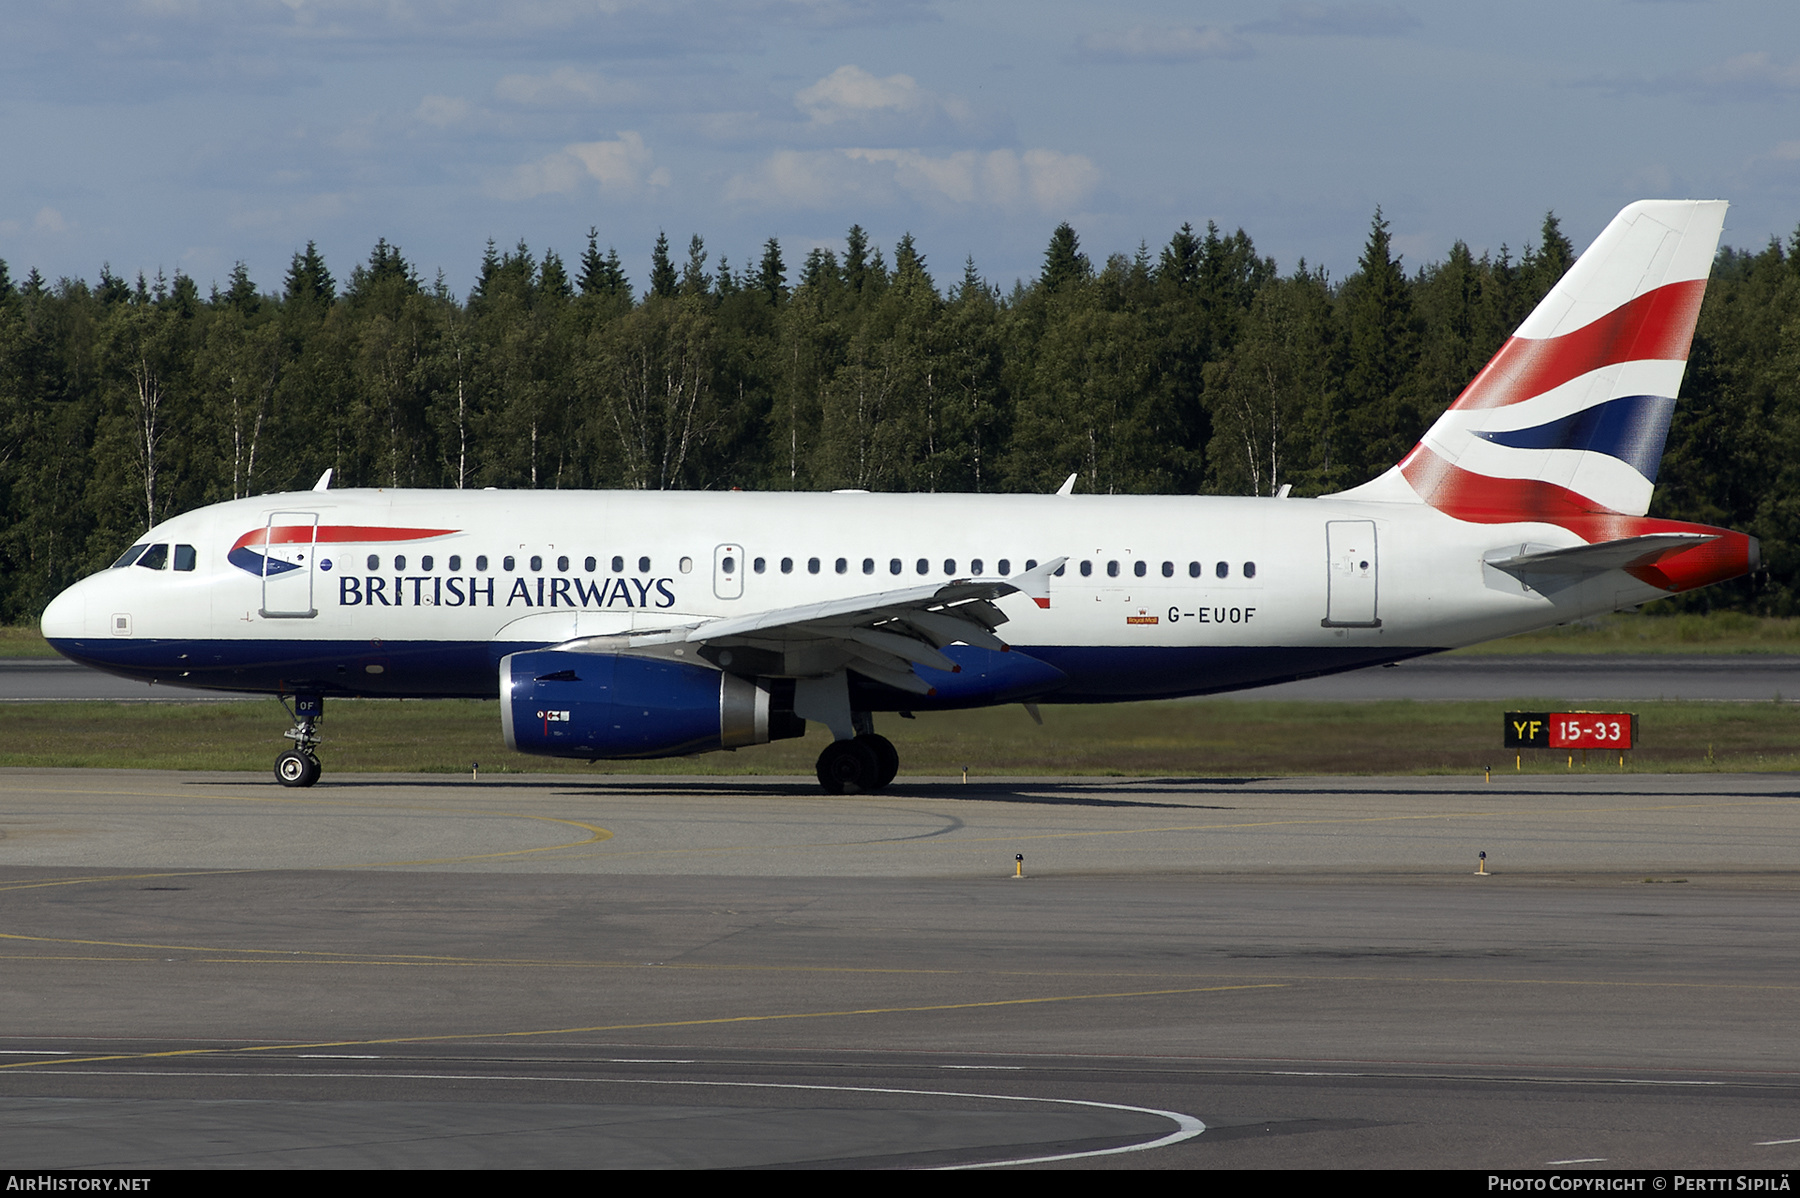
[1041,223,1089,293]
[757,238,788,306]
[649,231,678,300]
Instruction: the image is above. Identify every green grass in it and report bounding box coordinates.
[3,696,1796,777]
[10,611,1800,660]
[1449,611,1800,656]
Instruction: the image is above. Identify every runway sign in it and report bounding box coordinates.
[1504,711,1637,750]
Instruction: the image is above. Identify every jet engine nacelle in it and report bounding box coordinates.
[500,649,802,759]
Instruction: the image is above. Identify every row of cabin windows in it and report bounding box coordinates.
[107,540,1255,582]
[358,552,1257,580]
[741,556,1255,580]
[111,543,197,571]
[363,553,654,574]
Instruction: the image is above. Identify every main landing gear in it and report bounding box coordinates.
[815,731,900,795]
[275,695,324,788]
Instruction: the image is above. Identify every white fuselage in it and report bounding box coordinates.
[41,487,1659,705]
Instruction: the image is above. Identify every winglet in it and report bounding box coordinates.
[312,469,333,492]
[1055,473,1077,496]
[1011,556,1067,609]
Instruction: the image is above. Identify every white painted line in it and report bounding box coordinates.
[1547,1158,1607,1165]
[0,1050,70,1056]
[606,1058,696,1064]
[295,1054,381,1059]
[1754,1138,1800,1146]
[24,1069,1206,1167]
[943,1065,1023,1070]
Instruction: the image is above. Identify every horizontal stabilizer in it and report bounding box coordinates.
[1486,532,1718,592]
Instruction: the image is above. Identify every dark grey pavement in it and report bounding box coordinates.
[2,769,1799,1169]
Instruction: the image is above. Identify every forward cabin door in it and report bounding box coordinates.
[713,543,744,600]
[1323,520,1381,628]
[260,511,320,618]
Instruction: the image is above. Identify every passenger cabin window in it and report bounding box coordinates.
[529,555,542,572]
[998,559,1011,575]
[638,556,651,572]
[1188,561,1201,578]
[475,555,488,571]
[1244,562,1257,579]
[136,544,169,570]
[890,558,902,575]
[173,545,197,571]
[944,559,956,575]
[1161,561,1173,577]
[679,557,693,573]
[1216,561,1229,579]
[722,555,736,574]
[422,555,434,571]
[1134,561,1146,578]
[450,555,463,571]
[1079,561,1092,577]
[807,557,821,575]
[916,558,928,575]
[835,557,847,574]
[111,544,148,569]
[1106,560,1119,578]
[753,557,766,574]
[862,558,875,575]
[395,555,407,570]
[612,556,624,573]
[503,555,516,572]
[556,555,568,572]
[781,557,793,574]
[583,556,595,572]
[971,558,983,575]
[1026,559,1038,571]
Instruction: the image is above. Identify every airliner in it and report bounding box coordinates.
[40,200,1757,792]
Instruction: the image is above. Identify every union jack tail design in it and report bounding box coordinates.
[1340,200,1728,527]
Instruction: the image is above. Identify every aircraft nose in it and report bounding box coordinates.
[39,579,87,645]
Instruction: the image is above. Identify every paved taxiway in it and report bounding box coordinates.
[3,768,1799,1169]
[8,653,1800,703]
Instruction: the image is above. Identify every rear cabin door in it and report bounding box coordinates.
[259,511,319,618]
[1323,520,1381,628]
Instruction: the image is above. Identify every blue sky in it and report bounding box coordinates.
[3,0,1796,298]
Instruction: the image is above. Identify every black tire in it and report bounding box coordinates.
[275,750,313,788]
[856,733,899,790]
[301,753,322,787]
[816,738,879,795]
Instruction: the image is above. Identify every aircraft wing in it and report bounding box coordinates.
[680,557,1067,695]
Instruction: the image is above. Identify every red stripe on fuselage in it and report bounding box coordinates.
[1451,278,1707,411]
[232,525,458,550]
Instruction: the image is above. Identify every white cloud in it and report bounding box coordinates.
[725,146,1099,213]
[494,67,636,107]
[1699,52,1800,95]
[495,130,668,200]
[789,65,986,142]
[34,207,71,233]
[1076,25,1252,63]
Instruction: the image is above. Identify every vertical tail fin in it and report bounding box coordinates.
[1338,200,1728,523]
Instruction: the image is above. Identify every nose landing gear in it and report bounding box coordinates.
[275,695,324,788]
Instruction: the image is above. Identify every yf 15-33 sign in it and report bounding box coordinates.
[1504,712,1637,750]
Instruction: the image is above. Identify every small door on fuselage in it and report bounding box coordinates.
[1323,520,1380,627]
[260,511,319,618]
[714,543,744,600]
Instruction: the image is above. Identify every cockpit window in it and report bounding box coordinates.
[173,545,197,571]
[135,544,169,570]
[111,543,149,569]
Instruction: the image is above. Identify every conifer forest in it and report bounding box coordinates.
[1,210,1796,623]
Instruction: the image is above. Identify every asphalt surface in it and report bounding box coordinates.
[2,768,1799,1169]
[8,652,1800,702]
